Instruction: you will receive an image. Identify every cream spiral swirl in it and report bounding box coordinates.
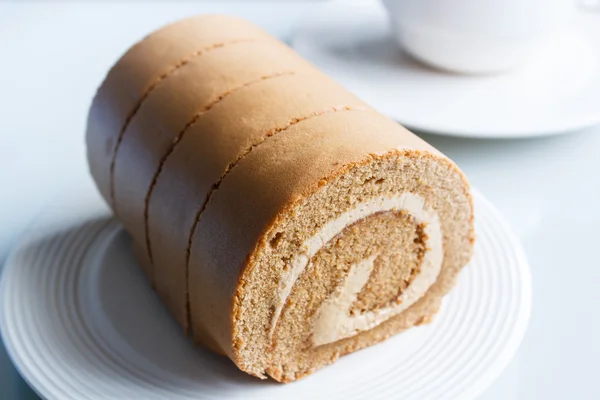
[270,192,443,347]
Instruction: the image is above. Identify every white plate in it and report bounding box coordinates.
[292,0,600,138]
[0,175,531,400]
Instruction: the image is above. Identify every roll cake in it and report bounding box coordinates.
[86,15,475,382]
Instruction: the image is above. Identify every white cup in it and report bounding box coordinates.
[381,0,581,74]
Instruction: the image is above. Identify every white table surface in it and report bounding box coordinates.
[1,1,599,399]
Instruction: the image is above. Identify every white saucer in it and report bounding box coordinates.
[0,175,531,400]
[292,0,600,138]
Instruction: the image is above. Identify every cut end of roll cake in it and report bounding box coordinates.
[232,150,473,382]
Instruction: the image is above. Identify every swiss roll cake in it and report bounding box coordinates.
[86,15,475,382]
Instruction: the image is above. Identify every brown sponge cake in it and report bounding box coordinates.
[86,14,474,382]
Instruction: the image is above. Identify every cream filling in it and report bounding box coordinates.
[269,193,444,346]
